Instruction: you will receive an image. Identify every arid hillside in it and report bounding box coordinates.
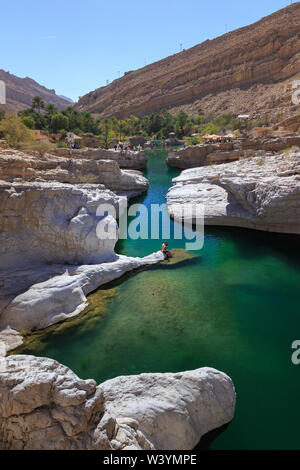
[76,3,300,120]
[0,70,70,113]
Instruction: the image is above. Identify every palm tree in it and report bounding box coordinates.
[31,96,45,114]
[98,118,112,149]
[45,103,57,116]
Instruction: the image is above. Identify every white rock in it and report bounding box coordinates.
[0,180,165,347]
[0,355,236,450]
[0,252,165,332]
[0,181,123,269]
[167,152,300,234]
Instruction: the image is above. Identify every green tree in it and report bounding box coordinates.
[0,109,5,121]
[176,111,188,137]
[31,96,45,114]
[50,113,69,133]
[45,103,58,116]
[202,122,219,135]
[98,118,113,149]
[22,115,35,129]
[18,108,47,130]
[114,119,126,141]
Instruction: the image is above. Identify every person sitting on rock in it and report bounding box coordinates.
[161,241,172,258]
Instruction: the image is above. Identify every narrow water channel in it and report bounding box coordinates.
[20,150,300,450]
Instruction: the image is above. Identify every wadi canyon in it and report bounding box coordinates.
[1,1,300,452]
[0,140,239,450]
[76,3,300,121]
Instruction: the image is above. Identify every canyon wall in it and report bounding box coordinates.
[76,4,300,120]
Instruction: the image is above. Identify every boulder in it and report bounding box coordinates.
[167,151,300,234]
[0,355,236,450]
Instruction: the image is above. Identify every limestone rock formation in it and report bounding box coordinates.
[0,149,148,197]
[167,152,300,234]
[0,355,236,450]
[0,251,165,335]
[0,180,165,350]
[75,4,300,120]
[167,143,239,169]
[167,136,300,169]
[53,147,147,170]
[0,181,124,269]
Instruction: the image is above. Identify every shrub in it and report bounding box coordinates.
[282,146,299,155]
[57,141,68,148]
[23,139,54,157]
[0,114,34,149]
[256,157,265,166]
[234,130,242,139]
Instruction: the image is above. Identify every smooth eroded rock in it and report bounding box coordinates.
[167,152,300,234]
[0,355,236,450]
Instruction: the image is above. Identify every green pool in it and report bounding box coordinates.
[20,150,300,450]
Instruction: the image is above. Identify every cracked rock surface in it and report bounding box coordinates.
[0,355,236,450]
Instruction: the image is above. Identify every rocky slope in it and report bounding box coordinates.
[0,70,70,113]
[0,355,236,450]
[167,151,300,234]
[76,3,300,120]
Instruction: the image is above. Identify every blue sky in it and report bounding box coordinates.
[0,0,295,101]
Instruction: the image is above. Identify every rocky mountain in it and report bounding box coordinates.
[58,94,74,103]
[0,70,70,113]
[76,3,300,120]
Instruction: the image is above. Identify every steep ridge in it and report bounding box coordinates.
[76,3,300,119]
[0,70,70,113]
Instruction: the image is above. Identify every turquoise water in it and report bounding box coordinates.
[20,150,300,449]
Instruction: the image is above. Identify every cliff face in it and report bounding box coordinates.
[0,70,70,113]
[76,3,300,119]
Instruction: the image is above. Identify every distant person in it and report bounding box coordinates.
[161,241,172,259]
[114,144,117,151]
